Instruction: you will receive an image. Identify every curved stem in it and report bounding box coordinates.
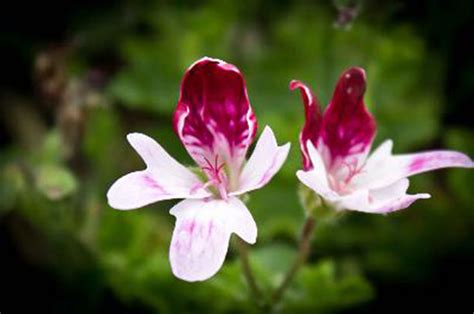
[271,216,315,304]
[236,238,264,306]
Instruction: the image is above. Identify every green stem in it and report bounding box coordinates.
[271,216,315,305]
[236,238,264,306]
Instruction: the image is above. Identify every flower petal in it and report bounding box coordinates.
[107,133,210,210]
[296,141,340,200]
[169,197,257,281]
[231,126,290,195]
[224,197,258,244]
[352,140,474,190]
[290,80,323,170]
[328,179,430,213]
[322,67,376,167]
[339,179,430,213]
[367,179,431,213]
[173,57,257,174]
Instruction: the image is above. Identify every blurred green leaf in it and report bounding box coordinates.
[284,259,374,313]
[35,164,78,200]
[0,163,26,213]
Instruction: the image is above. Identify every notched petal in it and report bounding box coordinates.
[107,133,210,210]
[169,199,230,282]
[169,197,257,282]
[332,179,430,214]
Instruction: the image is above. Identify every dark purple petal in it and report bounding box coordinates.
[174,57,257,172]
[322,67,376,166]
[290,80,323,170]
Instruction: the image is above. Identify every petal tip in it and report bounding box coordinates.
[344,66,366,81]
[262,124,273,135]
[419,193,431,199]
[282,141,292,151]
[188,56,240,74]
[289,79,303,91]
[106,182,135,211]
[338,66,367,97]
[126,132,141,143]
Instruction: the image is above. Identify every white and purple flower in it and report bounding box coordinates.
[107,57,290,281]
[291,67,473,213]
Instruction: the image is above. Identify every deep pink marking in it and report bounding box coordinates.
[173,58,257,168]
[407,152,472,175]
[322,67,376,165]
[408,157,428,172]
[291,68,376,170]
[341,158,362,184]
[290,80,323,170]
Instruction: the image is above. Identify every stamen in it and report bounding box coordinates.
[200,155,229,199]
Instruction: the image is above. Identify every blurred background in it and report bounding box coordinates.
[1,0,473,313]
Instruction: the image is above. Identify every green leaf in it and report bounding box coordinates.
[0,163,26,213]
[35,164,78,200]
[284,259,374,313]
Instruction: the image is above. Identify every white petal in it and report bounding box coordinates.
[231,126,290,196]
[352,141,474,190]
[107,133,210,210]
[364,139,393,167]
[296,141,339,200]
[107,171,175,210]
[336,179,430,213]
[334,189,370,211]
[225,197,257,244]
[368,193,431,213]
[169,197,257,281]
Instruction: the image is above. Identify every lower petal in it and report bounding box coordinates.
[368,193,430,213]
[336,179,430,213]
[169,197,257,281]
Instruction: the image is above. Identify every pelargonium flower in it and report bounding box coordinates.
[291,67,473,213]
[107,57,290,281]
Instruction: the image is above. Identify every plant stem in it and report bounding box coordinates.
[271,215,315,304]
[236,238,264,306]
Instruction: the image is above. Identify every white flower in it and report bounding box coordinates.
[107,57,290,281]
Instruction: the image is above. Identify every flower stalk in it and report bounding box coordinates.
[236,238,264,306]
[271,215,315,305]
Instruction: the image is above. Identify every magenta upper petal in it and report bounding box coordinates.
[173,57,257,172]
[322,67,376,166]
[290,80,323,170]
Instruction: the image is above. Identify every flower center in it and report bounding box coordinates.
[328,159,362,195]
[201,155,229,200]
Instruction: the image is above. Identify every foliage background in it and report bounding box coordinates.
[1,0,473,313]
